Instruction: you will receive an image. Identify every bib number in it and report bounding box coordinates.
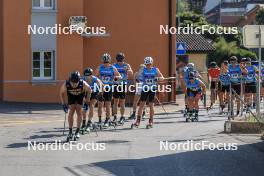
[101,76,111,83]
[231,74,238,79]
[145,78,154,85]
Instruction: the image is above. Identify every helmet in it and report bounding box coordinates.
[223,60,229,65]
[144,57,153,65]
[83,68,93,76]
[210,62,217,68]
[102,53,111,63]
[229,56,238,62]
[241,57,247,63]
[116,53,125,62]
[70,71,80,83]
[245,58,251,62]
[187,63,194,69]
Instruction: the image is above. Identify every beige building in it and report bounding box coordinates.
[176,34,215,84]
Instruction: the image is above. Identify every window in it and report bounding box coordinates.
[32,0,54,9]
[32,51,55,80]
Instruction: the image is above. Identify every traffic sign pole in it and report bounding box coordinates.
[257,26,261,120]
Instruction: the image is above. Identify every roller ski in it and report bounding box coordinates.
[109,116,118,128]
[66,133,73,142]
[84,121,93,134]
[96,120,103,131]
[118,116,125,126]
[183,105,188,117]
[193,110,199,122]
[80,126,87,135]
[146,119,153,129]
[128,112,136,120]
[131,117,140,129]
[73,132,80,141]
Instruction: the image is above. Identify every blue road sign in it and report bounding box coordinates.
[176,42,186,55]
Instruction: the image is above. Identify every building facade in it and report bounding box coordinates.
[206,0,264,26]
[0,0,176,103]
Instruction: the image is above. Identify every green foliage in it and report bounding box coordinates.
[176,11,257,65]
[207,37,257,65]
[177,0,189,14]
[256,9,264,25]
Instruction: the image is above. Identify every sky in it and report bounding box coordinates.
[204,0,221,13]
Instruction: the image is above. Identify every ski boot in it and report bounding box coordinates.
[73,132,80,141]
[110,116,118,127]
[146,118,153,129]
[193,110,199,122]
[128,112,136,120]
[142,111,146,121]
[118,116,125,125]
[80,125,86,135]
[186,110,193,122]
[131,117,141,129]
[85,121,92,133]
[66,133,73,142]
[97,120,103,131]
[103,118,110,128]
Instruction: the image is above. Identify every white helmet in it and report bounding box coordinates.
[144,57,153,65]
[187,63,194,69]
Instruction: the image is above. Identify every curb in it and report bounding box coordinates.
[224,121,264,134]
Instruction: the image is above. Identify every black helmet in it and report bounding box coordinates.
[70,71,80,83]
[210,62,217,68]
[116,52,125,62]
[83,68,93,76]
[102,53,111,63]
[223,60,229,65]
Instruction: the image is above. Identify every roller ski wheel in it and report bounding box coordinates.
[66,134,73,142]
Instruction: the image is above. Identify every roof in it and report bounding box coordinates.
[176,34,215,53]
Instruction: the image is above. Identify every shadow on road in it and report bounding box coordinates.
[70,142,264,176]
[0,101,61,114]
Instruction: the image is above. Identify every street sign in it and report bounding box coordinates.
[176,42,186,55]
[243,25,263,120]
[243,25,264,48]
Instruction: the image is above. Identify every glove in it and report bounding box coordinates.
[83,103,89,112]
[62,104,68,113]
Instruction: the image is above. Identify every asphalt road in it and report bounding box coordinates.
[0,100,263,176]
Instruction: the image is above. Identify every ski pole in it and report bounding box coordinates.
[155,96,169,116]
[63,112,67,135]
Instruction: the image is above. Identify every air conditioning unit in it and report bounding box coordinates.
[69,16,87,31]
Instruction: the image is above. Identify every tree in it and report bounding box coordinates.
[256,9,264,25]
[207,37,257,65]
[177,0,189,14]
